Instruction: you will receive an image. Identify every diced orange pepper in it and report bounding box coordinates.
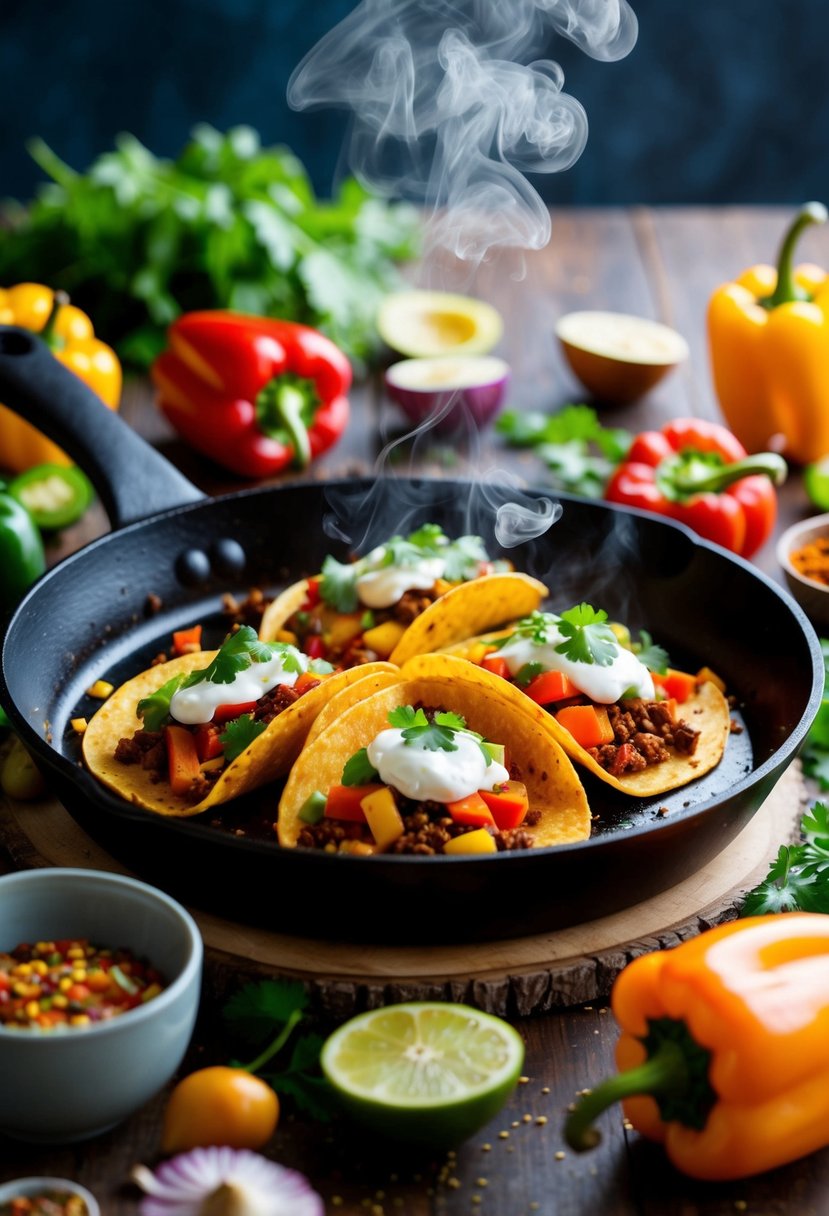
[652,668,697,704]
[172,624,203,655]
[478,780,529,830]
[555,704,614,749]
[524,669,579,704]
[325,784,383,822]
[480,654,510,679]
[294,670,325,694]
[445,791,495,828]
[164,725,201,795]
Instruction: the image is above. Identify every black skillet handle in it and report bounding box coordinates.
[0,326,204,530]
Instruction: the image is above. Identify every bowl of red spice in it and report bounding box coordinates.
[0,868,202,1143]
[777,512,829,630]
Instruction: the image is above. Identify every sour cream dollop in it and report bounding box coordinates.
[170,646,310,725]
[366,728,509,803]
[497,620,654,703]
[355,549,446,610]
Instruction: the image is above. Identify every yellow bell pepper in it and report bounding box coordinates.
[0,283,121,472]
[708,202,829,465]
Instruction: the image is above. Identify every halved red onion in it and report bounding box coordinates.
[132,1147,323,1216]
[384,355,510,433]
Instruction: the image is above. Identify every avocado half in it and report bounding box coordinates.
[377,290,503,358]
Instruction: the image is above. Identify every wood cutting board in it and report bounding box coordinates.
[0,764,806,1016]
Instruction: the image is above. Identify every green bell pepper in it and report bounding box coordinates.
[0,491,46,613]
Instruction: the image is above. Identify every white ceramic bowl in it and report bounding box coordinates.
[0,1177,100,1215]
[776,512,829,633]
[0,868,203,1143]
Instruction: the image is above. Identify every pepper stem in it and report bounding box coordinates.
[762,201,828,309]
[39,290,70,348]
[241,1008,304,1075]
[255,375,316,469]
[666,450,787,498]
[564,1039,688,1152]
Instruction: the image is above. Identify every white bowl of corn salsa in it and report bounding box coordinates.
[0,1177,99,1216]
[0,868,202,1143]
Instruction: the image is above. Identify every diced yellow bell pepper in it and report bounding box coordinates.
[325,612,365,650]
[695,665,726,693]
[360,786,405,851]
[86,680,114,699]
[361,620,407,658]
[443,828,498,855]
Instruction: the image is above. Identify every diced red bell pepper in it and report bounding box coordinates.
[294,671,323,695]
[171,624,202,656]
[555,704,614,749]
[445,791,495,828]
[481,653,510,679]
[212,700,258,723]
[325,784,383,822]
[609,742,639,776]
[304,577,322,609]
[164,725,201,795]
[478,781,529,830]
[193,723,224,762]
[305,636,326,661]
[524,670,579,705]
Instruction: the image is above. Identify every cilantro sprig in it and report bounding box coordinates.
[631,629,670,675]
[555,604,618,667]
[341,705,496,781]
[496,403,632,498]
[741,804,829,915]
[220,715,267,763]
[136,627,308,729]
[318,524,498,612]
[223,979,334,1120]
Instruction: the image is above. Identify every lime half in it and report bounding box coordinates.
[321,1002,525,1149]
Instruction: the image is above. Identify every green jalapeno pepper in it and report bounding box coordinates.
[8,463,93,530]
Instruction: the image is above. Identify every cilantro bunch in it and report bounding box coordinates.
[0,125,420,371]
[495,605,618,666]
[496,403,632,498]
[320,523,498,613]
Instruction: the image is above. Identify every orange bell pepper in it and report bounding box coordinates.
[163,725,201,796]
[0,284,121,472]
[708,202,829,464]
[565,914,829,1180]
[554,704,614,749]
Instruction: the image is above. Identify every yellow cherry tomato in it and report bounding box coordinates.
[161,1066,279,1153]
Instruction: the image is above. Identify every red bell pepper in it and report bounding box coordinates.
[604,418,786,558]
[151,310,351,478]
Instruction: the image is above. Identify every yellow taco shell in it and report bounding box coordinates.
[82,652,397,818]
[277,653,590,849]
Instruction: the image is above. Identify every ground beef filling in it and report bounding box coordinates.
[587,697,700,776]
[289,586,441,666]
[113,679,320,800]
[297,792,542,854]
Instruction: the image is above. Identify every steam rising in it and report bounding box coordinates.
[288,0,637,260]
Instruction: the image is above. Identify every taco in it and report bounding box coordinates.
[277,653,590,853]
[258,522,547,668]
[82,624,396,817]
[442,605,731,796]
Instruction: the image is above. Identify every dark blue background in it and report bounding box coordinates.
[1,0,824,205]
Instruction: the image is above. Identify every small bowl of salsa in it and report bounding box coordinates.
[0,1178,99,1216]
[0,869,203,1143]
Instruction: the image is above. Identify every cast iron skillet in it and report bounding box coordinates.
[0,327,823,944]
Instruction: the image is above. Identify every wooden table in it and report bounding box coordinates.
[1,207,826,1213]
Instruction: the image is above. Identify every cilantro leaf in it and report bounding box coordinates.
[504,612,558,647]
[222,979,309,1046]
[341,747,380,786]
[196,625,276,685]
[441,534,490,582]
[515,661,544,688]
[802,746,829,790]
[398,707,465,752]
[555,604,617,667]
[433,710,469,732]
[741,845,829,915]
[407,523,445,549]
[219,714,267,763]
[388,705,427,729]
[320,553,360,612]
[633,630,670,675]
[261,1033,335,1120]
[136,674,185,730]
[496,404,632,499]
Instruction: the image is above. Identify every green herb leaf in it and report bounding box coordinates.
[632,629,670,675]
[136,674,186,730]
[741,845,829,915]
[388,705,427,729]
[496,404,632,498]
[515,661,544,688]
[219,714,267,763]
[0,126,420,371]
[502,612,558,648]
[341,747,380,786]
[320,554,359,613]
[223,979,309,1046]
[261,1033,335,1121]
[555,604,617,667]
[441,534,490,582]
[392,706,470,753]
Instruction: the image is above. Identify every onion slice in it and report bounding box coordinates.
[131,1147,324,1216]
